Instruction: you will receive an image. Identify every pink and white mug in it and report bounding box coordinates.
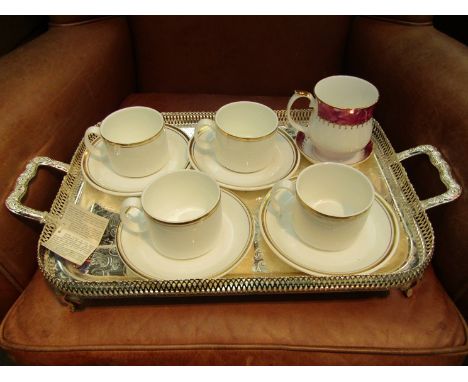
[286,75,379,162]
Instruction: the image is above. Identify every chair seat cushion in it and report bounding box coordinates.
[1,93,466,365]
[1,267,467,365]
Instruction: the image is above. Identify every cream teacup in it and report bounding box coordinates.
[120,170,222,260]
[271,163,374,251]
[286,75,379,162]
[84,106,169,177]
[194,101,278,173]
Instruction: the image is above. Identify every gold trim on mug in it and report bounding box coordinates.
[215,123,278,142]
[147,195,222,227]
[312,76,380,111]
[103,124,165,148]
[268,175,352,221]
[294,167,374,221]
[296,195,369,221]
[212,101,279,142]
[314,94,380,111]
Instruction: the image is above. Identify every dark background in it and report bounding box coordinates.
[0,16,466,59]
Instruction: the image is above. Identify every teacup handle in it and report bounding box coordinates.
[120,197,148,233]
[84,125,106,159]
[194,119,216,152]
[270,179,296,216]
[286,90,318,133]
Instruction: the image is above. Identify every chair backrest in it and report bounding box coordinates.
[128,16,353,95]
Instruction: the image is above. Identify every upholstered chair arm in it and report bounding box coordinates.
[0,16,135,317]
[345,16,468,317]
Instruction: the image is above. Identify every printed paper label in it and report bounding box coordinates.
[43,204,109,265]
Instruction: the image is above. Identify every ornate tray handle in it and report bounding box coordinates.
[397,145,462,210]
[6,156,69,224]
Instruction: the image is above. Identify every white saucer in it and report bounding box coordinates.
[295,131,373,165]
[116,189,254,280]
[259,188,400,276]
[188,129,300,191]
[81,125,189,196]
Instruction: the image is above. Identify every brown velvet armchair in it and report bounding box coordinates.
[0,16,467,365]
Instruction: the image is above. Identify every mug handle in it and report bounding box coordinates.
[84,125,106,159]
[270,179,296,217]
[286,90,318,133]
[194,119,216,152]
[120,197,148,233]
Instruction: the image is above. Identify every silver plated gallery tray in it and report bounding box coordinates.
[6,109,461,308]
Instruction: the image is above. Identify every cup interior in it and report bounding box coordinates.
[297,163,374,217]
[215,101,278,139]
[142,171,220,224]
[101,106,164,145]
[314,75,379,109]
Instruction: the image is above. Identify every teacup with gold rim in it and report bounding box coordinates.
[270,163,375,251]
[84,106,169,177]
[119,170,222,260]
[194,101,279,173]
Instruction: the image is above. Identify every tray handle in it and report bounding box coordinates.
[397,144,461,210]
[6,156,70,224]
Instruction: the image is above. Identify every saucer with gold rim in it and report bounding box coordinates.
[188,128,300,191]
[116,189,254,280]
[259,186,400,276]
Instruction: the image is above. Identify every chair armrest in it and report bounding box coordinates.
[345,17,468,317]
[0,16,135,305]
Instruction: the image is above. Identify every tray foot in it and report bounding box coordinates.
[401,280,419,298]
[55,292,84,312]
